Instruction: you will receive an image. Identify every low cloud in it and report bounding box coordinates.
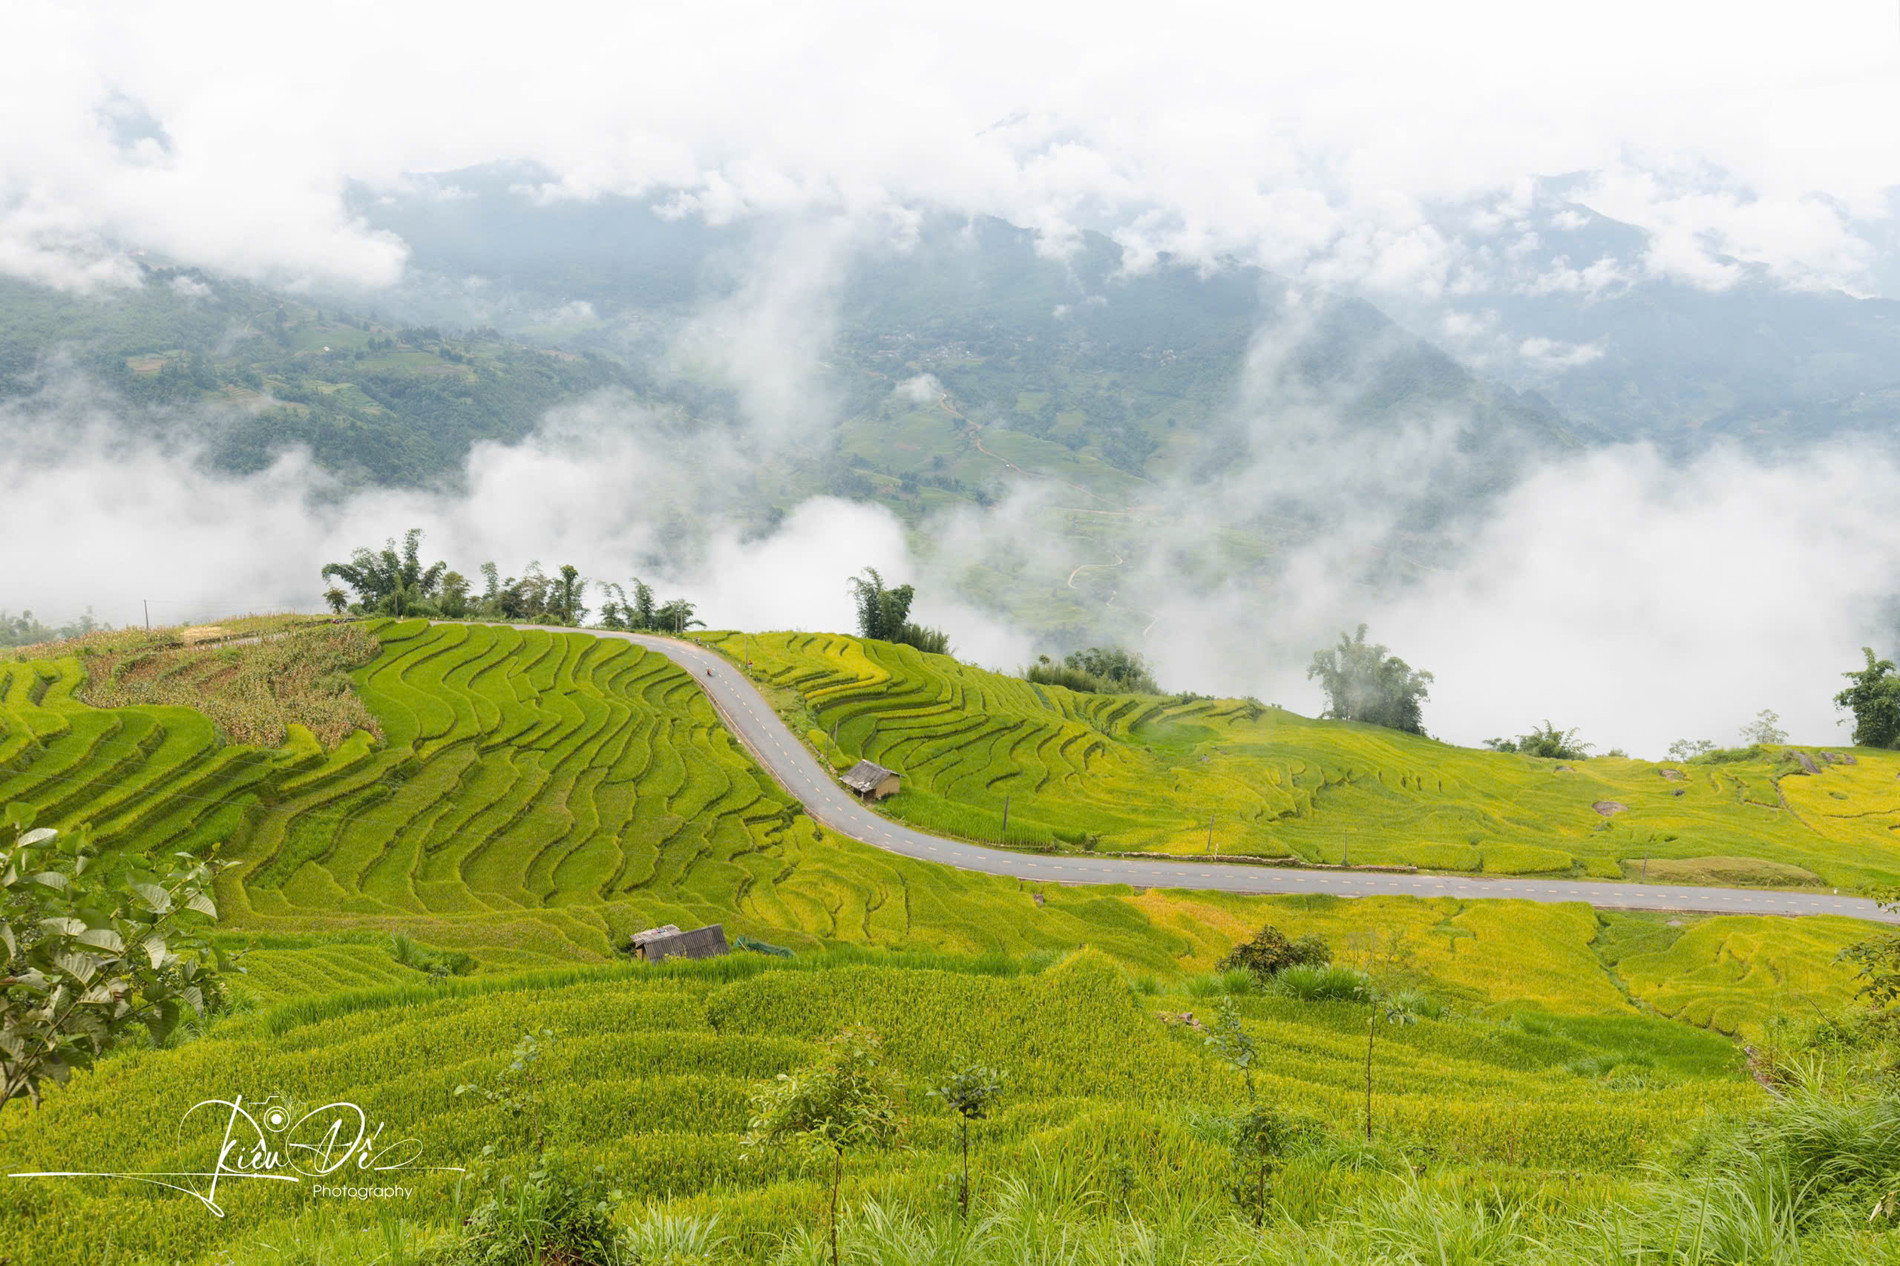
[1517,336,1605,370]
[0,373,1028,666]
[892,373,941,405]
[8,344,1900,760]
[1122,441,1900,757]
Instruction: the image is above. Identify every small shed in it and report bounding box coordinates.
[841,759,901,801]
[628,923,729,963]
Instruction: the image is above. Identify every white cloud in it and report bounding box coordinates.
[0,373,1031,668]
[2,2,1898,296]
[892,373,942,405]
[1517,336,1605,370]
[1131,441,1900,757]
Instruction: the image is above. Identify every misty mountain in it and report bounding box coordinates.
[0,271,630,487]
[1427,187,1900,453]
[2,177,1590,534]
[349,176,1587,521]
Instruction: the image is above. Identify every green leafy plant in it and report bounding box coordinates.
[1485,721,1593,760]
[846,567,948,655]
[1204,997,1259,1099]
[1229,1103,1302,1227]
[932,1062,1005,1216]
[745,1026,903,1266]
[438,1161,621,1266]
[455,1028,555,1157]
[1,808,232,1108]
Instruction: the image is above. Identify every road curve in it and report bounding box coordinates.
[509,625,1900,925]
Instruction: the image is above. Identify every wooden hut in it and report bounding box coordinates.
[841,759,901,801]
[628,923,729,963]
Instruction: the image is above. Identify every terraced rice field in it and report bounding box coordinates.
[714,631,1900,886]
[0,618,1874,1029]
[0,948,1757,1265]
[206,619,1298,966]
[0,620,1323,971]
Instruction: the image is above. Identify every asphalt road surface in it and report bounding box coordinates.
[517,626,1899,924]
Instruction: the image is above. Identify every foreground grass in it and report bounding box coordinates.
[0,947,1788,1265]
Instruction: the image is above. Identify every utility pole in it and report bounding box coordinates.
[1343,827,1350,867]
[143,599,150,630]
[1000,792,1010,842]
[1207,812,1215,853]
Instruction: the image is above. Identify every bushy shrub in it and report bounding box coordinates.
[1218,925,1332,980]
[1022,646,1159,695]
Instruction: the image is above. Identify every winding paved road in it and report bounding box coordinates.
[548,627,1900,924]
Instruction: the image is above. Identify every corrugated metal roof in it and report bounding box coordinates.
[841,759,897,792]
[631,923,729,962]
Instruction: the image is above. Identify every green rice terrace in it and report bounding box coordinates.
[9,945,1871,1266]
[712,631,1900,888]
[4,617,1900,1264]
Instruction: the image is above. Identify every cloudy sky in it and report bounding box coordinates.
[6,1,1899,297]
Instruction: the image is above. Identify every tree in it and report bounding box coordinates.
[1835,648,1900,749]
[1205,997,1258,1098]
[845,568,951,654]
[1230,1103,1300,1227]
[1667,738,1715,762]
[438,571,471,620]
[1740,709,1788,746]
[1025,647,1160,694]
[931,1063,1004,1217]
[551,565,587,628]
[321,586,349,615]
[1,809,232,1109]
[600,580,693,633]
[1839,890,1900,1009]
[320,528,447,616]
[654,599,703,633]
[847,568,914,642]
[745,1027,902,1266]
[1307,626,1432,734]
[1219,925,1331,982]
[1486,721,1592,760]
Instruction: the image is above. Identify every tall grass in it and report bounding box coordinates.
[1273,965,1370,1002]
